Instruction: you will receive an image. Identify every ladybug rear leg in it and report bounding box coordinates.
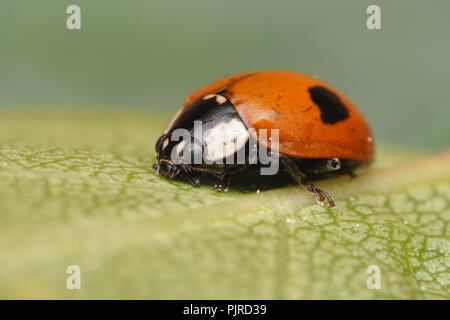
[303,183,335,208]
[280,155,335,208]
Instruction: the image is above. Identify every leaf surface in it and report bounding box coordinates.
[0,110,448,299]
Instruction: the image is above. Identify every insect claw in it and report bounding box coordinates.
[304,182,335,208]
[317,188,335,208]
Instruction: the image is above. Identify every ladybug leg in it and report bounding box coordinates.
[280,155,335,208]
[178,164,200,186]
[336,169,356,180]
[183,166,230,192]
[214,172,230,192]
[303,183,335,208]
[168,165,183,180]
[186,173,201,186]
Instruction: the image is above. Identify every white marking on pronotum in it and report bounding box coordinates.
[203,94,227,105]
[162,137,169,150]
[203,94,216,100]
[175,139,186,156]
[215,95,227,105]
[202,118,249,161]
[367,136,373,142]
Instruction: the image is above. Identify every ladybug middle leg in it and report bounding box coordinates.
[186,173,201,186]
[279,155,335,208]
[334,168,357,180]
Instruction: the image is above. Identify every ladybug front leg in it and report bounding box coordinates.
[280,155,335,208]
[186,173,201,186]
[183,166,230,192]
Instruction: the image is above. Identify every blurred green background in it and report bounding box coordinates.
[1,0,449,150]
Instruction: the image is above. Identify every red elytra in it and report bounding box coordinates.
[182,70,374,163]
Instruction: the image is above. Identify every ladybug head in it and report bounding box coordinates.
[153,158,181,180]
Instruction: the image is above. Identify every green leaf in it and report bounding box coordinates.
[0,109,449,299]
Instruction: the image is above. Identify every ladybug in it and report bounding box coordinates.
[154,71,374,207]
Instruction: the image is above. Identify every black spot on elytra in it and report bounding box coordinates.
[308,86,349,124]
